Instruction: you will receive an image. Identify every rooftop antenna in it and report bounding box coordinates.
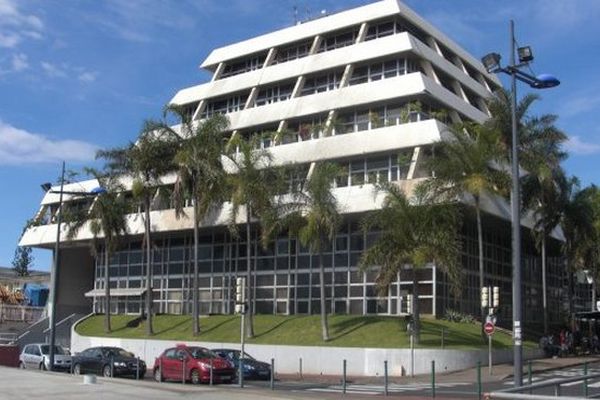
[305,6,311,21]
[293,5,298,25]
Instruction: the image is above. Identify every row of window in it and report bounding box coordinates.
[349,58,420,86]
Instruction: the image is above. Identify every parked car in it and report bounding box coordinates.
[19,343,71,371]
[212,348,271,380]
[153,345,235,384]
[71,347,146,378]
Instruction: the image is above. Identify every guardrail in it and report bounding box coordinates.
[0,304,45,323]
[0,333,17,345]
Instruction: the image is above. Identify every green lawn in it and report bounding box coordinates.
[76,314,534,349]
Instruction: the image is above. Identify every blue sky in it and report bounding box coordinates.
[1,0,599,271]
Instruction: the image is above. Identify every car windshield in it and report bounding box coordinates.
[223,350,254,361]
[105,348,134,358]
[40,345,66,355]
[189,348,215,359]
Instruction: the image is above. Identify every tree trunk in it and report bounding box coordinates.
[475,200,486,341]
[541,234,548,334]
[145,195,153,336]
[245,205,254,338]
[318,234,329,341]
[567,254,575,331]
[104,247,111,333]
[412,271,420,345]
[192,189,200,336]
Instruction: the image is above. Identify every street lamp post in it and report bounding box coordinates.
[42,161,106,372]
[482,20,559,387]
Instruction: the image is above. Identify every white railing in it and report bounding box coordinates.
[0,304,46,323]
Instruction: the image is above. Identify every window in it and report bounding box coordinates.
[202,93,248,118]
[255,83,293,107]
[365,20,402,41]
[274,40,311,64]
[220,53,267,79]
[300,70,343,96]
[318,29,359,52]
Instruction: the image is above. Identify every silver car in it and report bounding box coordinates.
[19,343,72,371]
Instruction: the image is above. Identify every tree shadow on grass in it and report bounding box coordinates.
[329,316,395,342]
[199,316,239,336]
[252,316,302,339]
[153,317,191,336]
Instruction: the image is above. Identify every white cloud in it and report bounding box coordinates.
[11,53,28,71]
[0,120,98,165]
[0,0,44,48]
[565,135,600,156]
[41,61,67,78]
[78,71,97,83]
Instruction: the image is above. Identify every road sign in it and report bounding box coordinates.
[484,321,495,336]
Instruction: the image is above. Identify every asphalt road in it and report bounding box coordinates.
[6,361,600,400]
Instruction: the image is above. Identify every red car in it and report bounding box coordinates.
[153,345,235,384]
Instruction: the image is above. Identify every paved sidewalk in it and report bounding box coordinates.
[275,354,600,386]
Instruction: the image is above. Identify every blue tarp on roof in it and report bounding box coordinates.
[23,283,49,307]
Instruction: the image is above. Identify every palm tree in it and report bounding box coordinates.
[424,123,509,329]
[561,178,596,326]
[522,164,568,334]
[485,88,567,169]
[290,162,341,341]
[168,110,229,336]
[64,169,129,333]
[98,124,179,336]
[359,183,462,344]
[225,134,278,338]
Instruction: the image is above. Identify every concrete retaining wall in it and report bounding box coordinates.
[71,324,543,376]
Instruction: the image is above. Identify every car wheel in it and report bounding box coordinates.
[102,365,112,378]
[190,369,201,385]
[153,367,162,382]
[73,364,81,375]
[19,361,26,369]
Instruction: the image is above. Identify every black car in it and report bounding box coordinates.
[72,347,146,378]
[212,348,271,380]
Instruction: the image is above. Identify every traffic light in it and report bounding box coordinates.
[406,294,413,314]
[492,286,500,308]
[235,277,246,314]
[481,287,489,308]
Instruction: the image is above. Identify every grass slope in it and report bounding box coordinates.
[76,314,533,349]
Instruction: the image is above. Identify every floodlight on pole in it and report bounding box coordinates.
[482,20,559,388]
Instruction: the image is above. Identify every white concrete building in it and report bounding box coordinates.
[20,0,566,328]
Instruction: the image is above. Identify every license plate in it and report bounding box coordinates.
[259,371,268,375]
[220,375,230,380]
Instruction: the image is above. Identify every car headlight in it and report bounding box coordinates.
[114,362,127,367]
[199,362,212,370]
[243,364,255,371]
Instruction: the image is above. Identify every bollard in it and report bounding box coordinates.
[584,361,589,397]
[299,357,303,380]
[342,359,347,394]
[136,357,140,380]
[441,328,445,349]
[159,357,162,383]
[210,357,213,386]
[476,361,482,400]
[384,360,388,397]
[528,360,532,394]
[239,356,244,388]
[110,355,114,378]
[431,360,436,398]
[182,357,186,385]
[270,358,275,390]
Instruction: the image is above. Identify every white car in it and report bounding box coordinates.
[19,343,72,371]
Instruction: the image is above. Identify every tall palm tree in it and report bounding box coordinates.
[424,123,509,329]
[225,134,278,338]
[359,183,462,344]
[64,169,129,333]
[522,164,568,334]
[485,88,567,169]
[291,162,341,341]
[168,110,229,336]
[560,177,596,326]
[98,124,179,336]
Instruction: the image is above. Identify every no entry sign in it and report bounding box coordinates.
[484,321,495,336]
